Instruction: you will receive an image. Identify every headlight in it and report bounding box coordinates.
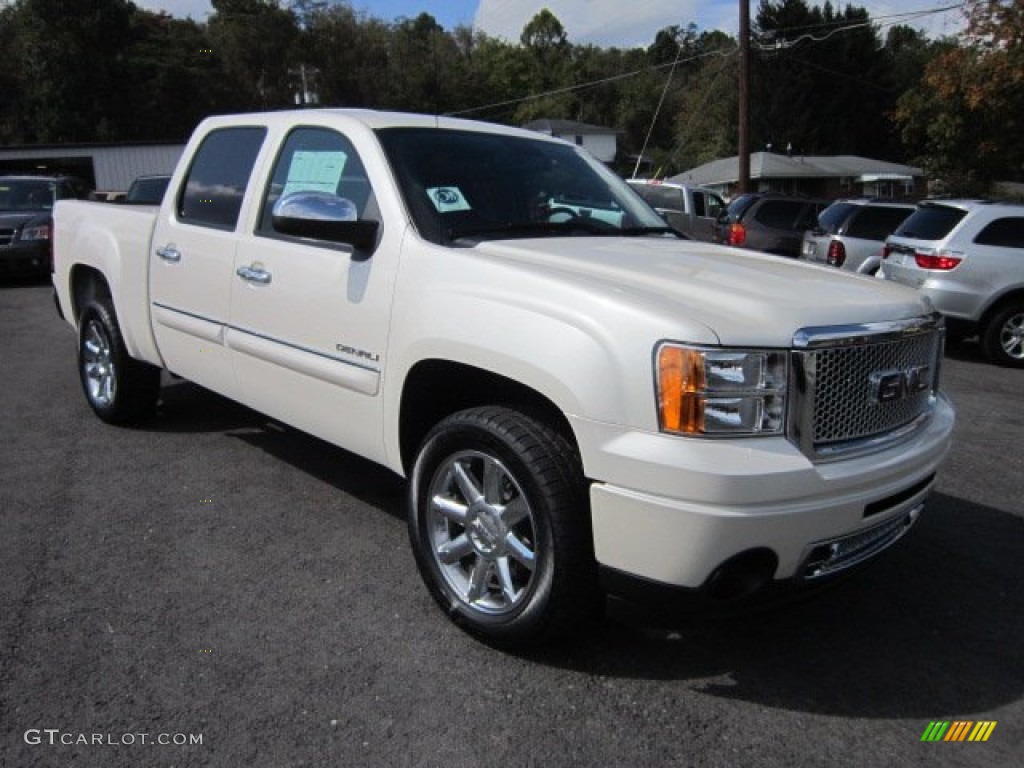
[656,343,788,436]
[20,223,51,241]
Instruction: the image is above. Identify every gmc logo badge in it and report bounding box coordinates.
[869,365,931,404]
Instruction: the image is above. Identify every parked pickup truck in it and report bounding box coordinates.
[626,179,725,241]
[54,110,954,646]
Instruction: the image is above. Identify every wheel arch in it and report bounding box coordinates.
[398,359,580,477]
[69,264,112,326]
[979,287,1024,328]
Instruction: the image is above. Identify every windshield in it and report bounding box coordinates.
[720,193,757,224]
[816,202,859,234]
[0,179,56,211]
[376,127,669,244]
[894,204,968,241]
[126,176,170,204]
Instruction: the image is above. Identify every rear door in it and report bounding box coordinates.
[150,126,268,395]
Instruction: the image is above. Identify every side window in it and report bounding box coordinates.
[755,200,803,229]
[259,126,374,239]
[847,207,913,241]
[974,217,1024,248]
[692,192,706,218]
[705,193,724,219]
[178,126,266,230]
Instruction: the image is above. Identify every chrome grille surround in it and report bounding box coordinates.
[789,314,945,462]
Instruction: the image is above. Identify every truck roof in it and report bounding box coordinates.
[196,109,563,143]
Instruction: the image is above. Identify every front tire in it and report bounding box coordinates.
[982,303,1024,368]
[77,298,161,424]
[408,407,597,647]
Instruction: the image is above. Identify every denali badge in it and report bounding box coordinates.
[869,365,931,404]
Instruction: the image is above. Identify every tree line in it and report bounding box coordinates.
[0,0,1020,193]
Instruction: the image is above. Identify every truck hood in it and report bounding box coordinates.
[470,236,930,347]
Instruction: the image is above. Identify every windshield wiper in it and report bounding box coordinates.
[617,226,684,238]
[447,219,610,242]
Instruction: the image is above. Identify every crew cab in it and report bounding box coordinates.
[53,110,954,646]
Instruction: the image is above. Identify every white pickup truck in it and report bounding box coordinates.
[54,110,954,646]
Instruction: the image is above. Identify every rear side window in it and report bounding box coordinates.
[178,127,267,230]
[974,217,1024,248]
[846,206,914,241]
[754,200,804,229]
[894,205,967,241]
[817,202,858,234]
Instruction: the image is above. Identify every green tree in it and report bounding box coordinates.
[208,0,300,110]
[893,0,1024,191]
[13,0,139,142]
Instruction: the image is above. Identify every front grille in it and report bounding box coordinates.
[790,315,944,460]
[0,228,15,246]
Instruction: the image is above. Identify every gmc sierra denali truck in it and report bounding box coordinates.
[53,110,954,646]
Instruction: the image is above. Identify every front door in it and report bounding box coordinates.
[226,125,399,463]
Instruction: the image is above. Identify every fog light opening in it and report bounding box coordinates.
[705,549,778,600]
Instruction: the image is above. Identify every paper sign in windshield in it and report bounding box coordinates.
[282,150,348,197]
[427,186,472,213]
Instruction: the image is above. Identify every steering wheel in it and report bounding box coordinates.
[547,206,579,223]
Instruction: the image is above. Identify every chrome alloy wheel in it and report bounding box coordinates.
[426,450,538,615]
[999,311,1024,360]
[82,319,116,407]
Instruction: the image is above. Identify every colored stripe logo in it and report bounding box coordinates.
[921,721,997,742]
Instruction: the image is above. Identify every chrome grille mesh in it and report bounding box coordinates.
[810,333,939,444]
[790,316,943,460]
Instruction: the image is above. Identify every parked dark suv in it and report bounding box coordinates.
[0,175,91,276]
[713,193,827,257]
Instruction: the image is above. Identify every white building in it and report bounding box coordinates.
[0,142,185,193]
[522,119,618,163]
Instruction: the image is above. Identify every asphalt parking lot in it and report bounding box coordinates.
[1,277,1021,768]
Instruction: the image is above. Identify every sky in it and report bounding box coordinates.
[134,0,967,48]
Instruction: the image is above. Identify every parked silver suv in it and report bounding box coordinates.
[801,199,914,275]
[882,200,1024,366]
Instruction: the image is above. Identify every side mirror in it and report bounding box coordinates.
[272,190,379,251]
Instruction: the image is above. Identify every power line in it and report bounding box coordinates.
[446,1,965,123]
[444,46,735,118]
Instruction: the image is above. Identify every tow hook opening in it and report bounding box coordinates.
[704,548,778,600]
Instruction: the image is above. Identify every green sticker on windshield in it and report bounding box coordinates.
[426,186,471,213]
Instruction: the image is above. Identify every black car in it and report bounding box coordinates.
[0,175,91,276]
[713,192,827,257]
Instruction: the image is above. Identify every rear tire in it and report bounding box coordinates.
[408,406,598,647]
[982,303,1024,368]
[77,298,161,424]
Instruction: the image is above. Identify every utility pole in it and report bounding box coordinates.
[738,0,751,194]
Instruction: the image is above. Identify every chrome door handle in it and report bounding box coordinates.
[155,245,181,263]
[236,265,272,285]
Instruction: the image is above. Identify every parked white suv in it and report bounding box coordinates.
[802,199,914,275]
[882,200,1024,366]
